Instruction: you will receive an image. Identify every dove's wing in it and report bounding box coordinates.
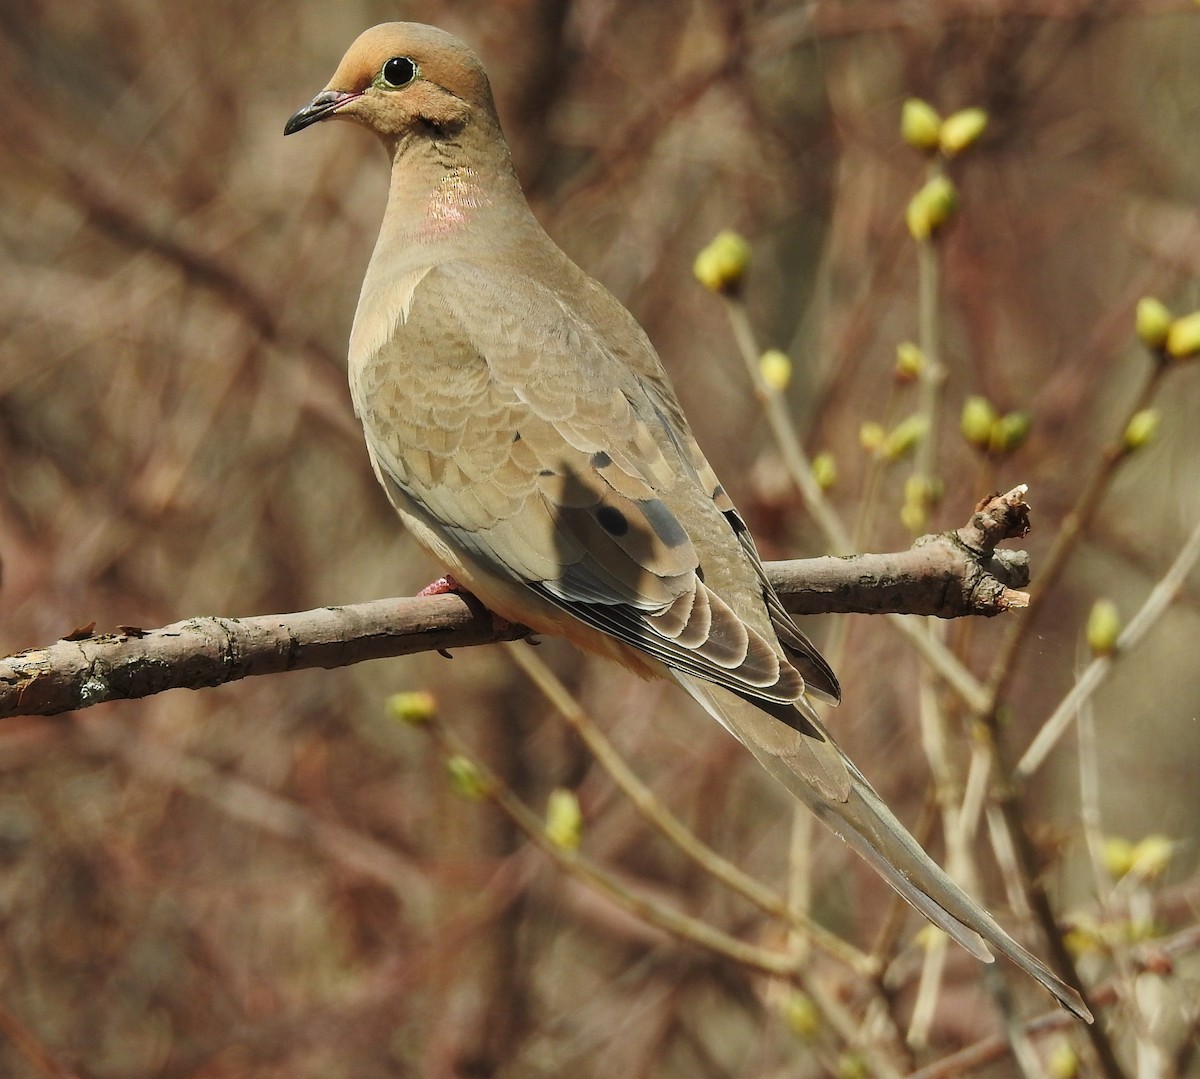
[352,259,832,722]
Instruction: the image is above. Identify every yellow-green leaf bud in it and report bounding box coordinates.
[1127,918,1164,943]
[901,498,927,534]
[1086,598,1121,656]
[895,341,925,382]
[1102,836,1135,880]
[1123,408,1159,452]
[835,1053,869,1079]
[906,175,959,241]
[939,108,988,156]
[446,755,489,801]
[811,451,837,491]
[901,98,942,152]
[693,230,751,295]
[881,414,929,461]
[960,395,997,448]
[988,410,1033,455]
[545,788,583,851]
[1166,310,1200,360]
[903,473,931,506]
[1048,1040,1080,1079]
[758,349,792,392]
[915,923,945,950]
[1135,296,1172,350]
[1130,835,1173,881]
[859,421,886,454]
[387,690,437,727]
[782,992,820,1039]
[1063,914,1105,957]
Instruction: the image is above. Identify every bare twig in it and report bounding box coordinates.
[0,997,83,1079]
[505,641,876,975]
[1016,507,1200,780]
[725,298,853,554]
[983,359,1169,713]
[907,925,1200,1079]
[421,712,808,980]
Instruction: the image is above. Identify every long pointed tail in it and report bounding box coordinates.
[675,673,1092,1022]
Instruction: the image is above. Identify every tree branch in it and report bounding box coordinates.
[0,488,1032,719]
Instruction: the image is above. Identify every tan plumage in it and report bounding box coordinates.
[286,23,1091,1022]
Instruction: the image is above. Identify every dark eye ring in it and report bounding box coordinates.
[381,56,417,88]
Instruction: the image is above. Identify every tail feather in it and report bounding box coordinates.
[675,673,1092,1023]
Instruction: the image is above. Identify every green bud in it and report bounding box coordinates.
[758,349,792,392]
[693,230,751,294]
[901,98,942,152]
[1048,1040,1080,1079]
[901,476,942,533]
[901,498,927,534]
[915,923,945,950]
[1086,598,1120,656]
[988,410,1033,455]
[1063,914,1105,958]
[904,473,936,505]
[1123,408,1159,451]
[906,175,959,241]
[1135,297,1172,349]
[782,992,820,1039]
[895,341,924,381]
[1126,918,1164,943]
[939,108,988,156]
[811,451,837,491]
[545,788,583,851]
[1130,835,1173,881]
[1101,836,1135,879]
[835,1053,869,1079]
[1166,310,1200,360]
[446,755,489,800]
[387,690,437,726]
[881,414,929,461]
[960,395,997,448]
[859,420,886,454]
[782,993,820,1036]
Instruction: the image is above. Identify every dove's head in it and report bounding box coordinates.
[284,23,500,146]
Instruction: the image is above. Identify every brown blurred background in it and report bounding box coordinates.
[2,1,1200,1076]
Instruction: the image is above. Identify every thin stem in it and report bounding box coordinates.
[1016,507,1200,780]
[423,712,807,980]
[504,642,876,975]
[723,297,993,713]
[913,229,945,503]
[887,613,990,713]
[725,297,854,554]
[984,359,1169,713]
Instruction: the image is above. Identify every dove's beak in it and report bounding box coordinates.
[284,89,361,135]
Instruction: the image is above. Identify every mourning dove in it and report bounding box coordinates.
[285,23,1091,1022]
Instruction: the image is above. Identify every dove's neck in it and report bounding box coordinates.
[349,121,545,373]
[377,122,538,257]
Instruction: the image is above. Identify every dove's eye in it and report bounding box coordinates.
[380,57,418,88]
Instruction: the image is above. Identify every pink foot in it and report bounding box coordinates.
[416,574,462,598]
[415,575,520,638]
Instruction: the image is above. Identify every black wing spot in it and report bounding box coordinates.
[538,468,555,477]
[591,450,612,468]
[696,564,705,583]
[639,499,689,548]
[512,431,522,442]
[596,505,630,536]
[722,509,747,535]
